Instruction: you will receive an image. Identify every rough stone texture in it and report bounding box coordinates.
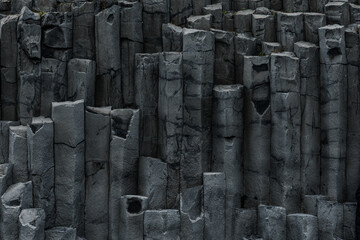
[27,117,55,228]
[262,41,281,55]
[350,3,360,23]
[233,208,257,239]
[0,163,12,195]
[169,0,192,26]
[317,200,344,240]
[68,58,96,106]
[203,172,226,240]
[181,28,214,190]
[234,33,256,84]
[41,12,73,49]
[252,13,276,52]
[233,0,249,10]
[192,0,211,15]
[109,109,140,240]
[162,23,183,52]
[222,12,234,32]
[0,121,18,163]
[85,106,111,240]
[180,185,204,240]
[11,0,32,14]
[144,209,180,240]
[19,208,45,240]
[45,227,77,240]
[9,125,28,183]
[283,0,308,12]
[158,52,183,208]
[234,10,254,35]
[95,5,122,108]
[203,3,222,29]
[258,205,286,240]
[325,2,350,26]
[135,53,159,157]
[186,14,212,31]
[0,181,33,240]
[309,0,328,13]
[344,202,357,239]
[303,195,329,216]
[243,56,271,209]
[119,195,148,240]
[287,214,318,240]
[277,12,304,52]
[303,13,326,44]
[139,156,167,210]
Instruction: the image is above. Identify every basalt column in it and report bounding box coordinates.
[270,52,301,214]
[181,28,214,190]
[9,125,28,183]
[243,56,271,209]
[158,52,183,208]
[319,25,347,202]
[212,84,243,239]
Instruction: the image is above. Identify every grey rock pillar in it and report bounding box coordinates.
[27,117,55,228]
[319,25,347,202]
[252,13,276,52]
[144,209,180,240]
[262,42,281,55]
[350,3,360,23]
[233,0,249,10]
[180,186,204,240]
[303,13,326,45]
[233,208,257,239]
[11,0,32,14]
[243,56,271,209]
[17,6,41,125]
[258,205,286,240]
[109,108,140,240]
[203,172,226,240]
[9,125,28,183]
[142,0,169,52]
[283,0,308,12]
[287,214,318,240]
[52,100,85,235]
[119,195,148,240]
[270,52,301,213]
[169,0,192,26]
[277,12,304,52]
[72,2,98,60]
[303,195,329,216]
[234,10,254,35]
[234,33,256,84]
[0,163,12,195]
[0,15,18,120]
[212,85,243,239]
[344,202,357,239]
[223,12,234,32]
[45,227,77,240]
[19,208,45,240]
[162,23,183,52]
[85,106,111,240]
[135,53,159,157]
[186,14,212,31]
[0,121,18,164]
[211,29,235,85]
[212,0,232,11]
[120,1,143,107]
[95,5,122,108]
[139,156,167,210]
[325,2,350,26]
[317,200,344,240]
[294,42,321,197]
[203,3,222,29]
[181,28,214,189]
[68,58,96,106]
[0,181,33,240]
[33,0,56,11]
[192,0,211,15]
[309,0,328,13]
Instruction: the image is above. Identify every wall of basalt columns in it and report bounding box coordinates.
[0,0,358,239]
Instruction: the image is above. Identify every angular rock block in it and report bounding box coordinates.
[0,181,33,240]
[119,195,148,240]
[325,2,350,26]
[169,0,192,26]
[344,202,357,239]
[262,42,281,55]
[0,163,12,195]
[95,5,122,108]
[249,0,271,9]
[350,3,360,24]
[19,208,45,240]
[212,0,232,10]
[135,53,159,157]
[9,126,28,183]
[277,12,304,52]
[45,227,77,240]
[258,205,286,240]
[162,23,183,52]
[233,208,257,239]
[33,0,56,12]
[144,209,180,240]
[233,0,249,11]
[139,157,167,210]
[180,186,204,240]
[41,12,73,49]
[181,28,214,189]
[303,195,329,216]
[158,52,183,208]
[0,121,18,164]
[283,0,308,12]
[203,3,222,29]
[234,9,254,35]
[243,56,271,208]
[303,13,326,44]
[186,14,212,31]
[309,0,328,13]
[234,33,256,84]
[192,0,211,15]
[109,109,139,240]
[27,117,55,228]
[68,58,96,106]
[287,214,318,240]
[11,0,32,14]
[319,25,347,65]
[222,12,234,32]
[203,172,225,240]
[252,13,276,51]
[85,106,111,240]
[317,200,344,240]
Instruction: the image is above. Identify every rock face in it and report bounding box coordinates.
[19,208,46,240]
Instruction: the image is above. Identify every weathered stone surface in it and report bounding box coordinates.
[33,0,56,12]
[9,125,28,183]
[233,208,257,239]
[169,0,192,26]
[135,53,159,157]
[45,227,77,240]
[303,13,326,44]
[234,10,254,35]
[109,109,139,240]
[85,106,111,240]
[95,5,122,108]
[0,181,33,240]
[350,3,360,23]
[162,23,183,52]
[222,12,234,32]
[0,163,12,195]
[243,56,270,208]
[68,58,96,106]
[287,214,318,240]
[181,28,214,189]
[283,0,308,12]
[213,0,232,10]
[203,172,225,240]
[233,0,249,10]
[187,14,212,31]
[42,12,73,49]
[11,0,32,14]
[0,121,18,163]
[325,2,350,26]
[309,0,328,13]
[203,3,222,29]
[234,33,256,84]
[303,195,329,216]
[318,200,344,240]
[139,157,167,209]
[144,209,180,240]
[344,202,357,239]
[277,12,304,52]
[27,117,55,228]
[258,205,286,240]
[180,186,204,240]
[19,208,45,240]
[262,41,281,55]
[252,13,276,51]
[119,195,148,240]
[192,0,211,15]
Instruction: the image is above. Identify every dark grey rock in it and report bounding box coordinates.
[287,214,318,240]
[234,10,254,35]
[258,205,286,240]
[9,125,28,183]
[186,14,212,31]
[19,208,46,240]
[169,0,192,26]
[144,209,180,240]
[203,3,222,29]
[233,208,257,239]
[234,33,256,84]
[325,2,350,26]
[303,195,329,216]
[303,13,326,44]
[162,23,183,52]
[0,163,12,195]
[344,202,357,239]
[45,227,77,240]
[317,200,344,240]
[0,121,18,164]
[277,12,304,52]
